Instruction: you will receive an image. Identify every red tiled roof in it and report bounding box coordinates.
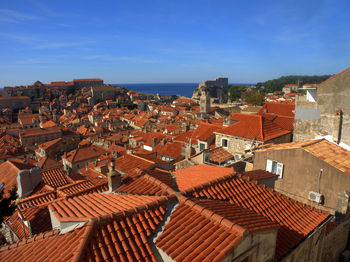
[191,123,221,141]
[36,157,62,171]
[217,113,291,142]
[4,211,31,239]
[209,147,234,163]
[241,169,278,182]
[17,190,57,209]
[49,193,169,222]
[42,168,71,188]
[56,180,108,197]
[115,154,155,174]
[65,145,108,163]
[258,102,295,117]
[184,173,329,259]
[155,202,243,262]
[174,164,233,191]
[1,196,174,262]
[192,199,279,233]
[154,141,184,159]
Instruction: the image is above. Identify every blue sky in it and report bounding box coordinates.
[0,0,349,87]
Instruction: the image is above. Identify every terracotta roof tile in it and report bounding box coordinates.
[209,147,234,164]
[42,168,71,188]
[174,164,233,191]
[115,154,155,174]
[155,202,242,262]
[49,193,170,222]
[217,113,291,142]
[184,174,329,259]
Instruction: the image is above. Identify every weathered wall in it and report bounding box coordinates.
[224,230,277,262]
[254,148,350,212]
[321,219,350,262]
[215,133,291,156]
[294,69,350,146]
[281,221,327,262]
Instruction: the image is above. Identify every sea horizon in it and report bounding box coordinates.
[114,82,255,98]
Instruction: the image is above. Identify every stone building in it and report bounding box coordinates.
[294,67,350,148]
[199,90,210,114]
[215,113,292,157]
[73,78,104,88]
[19,127,62,147]
[192,77,228,102]
[0,96,31,110]
[253,139,350,213]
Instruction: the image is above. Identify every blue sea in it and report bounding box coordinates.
[115,83,254,98]
[115,83,198,97]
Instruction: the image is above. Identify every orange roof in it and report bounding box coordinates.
[258,102,295,117]
[184,174,329,259]
[73,78,103,82]
[49,193,170,222]
[65,145,108,163]
[209,147,234,163]
[155,201,243,262]
[173,164,233,191]
[191,123,221,141]
[217,113,291,142]
[41,120,57,128]
[42,168,71,188]
[38,137,62,150]
[1,196,174,262]
[115,154,155,174]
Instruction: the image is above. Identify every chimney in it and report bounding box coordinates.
[151,137,158,148]
[108,161,121,192]
[161,138,166,146]
[333,109,343,144]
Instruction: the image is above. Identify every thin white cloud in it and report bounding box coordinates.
[35,42,87,49]
[0,9,39,23]
[81,55,159,63]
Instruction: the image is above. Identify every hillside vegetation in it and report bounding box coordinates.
[256,75,331,93]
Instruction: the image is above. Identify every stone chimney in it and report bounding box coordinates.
[151,137,158,148]
[161,138,166,146]
[333,109,343,144]
[108,161,121,192]
[17,167,42,198]
[335,190,350,221]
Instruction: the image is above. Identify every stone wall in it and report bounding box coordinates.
[0,96,31,110]
[321,219,350,262]
[294,69,350,146]
[253,148,350,213]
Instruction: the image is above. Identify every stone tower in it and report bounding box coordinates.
[200,89,210,114]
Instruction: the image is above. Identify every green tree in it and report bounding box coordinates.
[244,92,264,106]
[0,185,17,226]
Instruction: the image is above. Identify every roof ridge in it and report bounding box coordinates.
[17,190,56,206]
[89,195,177,225]
[300,139,324,148]
[0,229,60,252]
[130,153,156,164]
[178,195,248,236]
[181,172,236,195]
[71,219,96,262]
[143,173,177,195]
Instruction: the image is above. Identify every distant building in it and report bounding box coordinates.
[294,68,350,147]
[199,90,210,114]
[73,78,104,88]
[0,96,31,110]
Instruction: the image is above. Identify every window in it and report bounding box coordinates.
[266,159,284,178]
[221,139,228,148]
[199,143,205,151]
